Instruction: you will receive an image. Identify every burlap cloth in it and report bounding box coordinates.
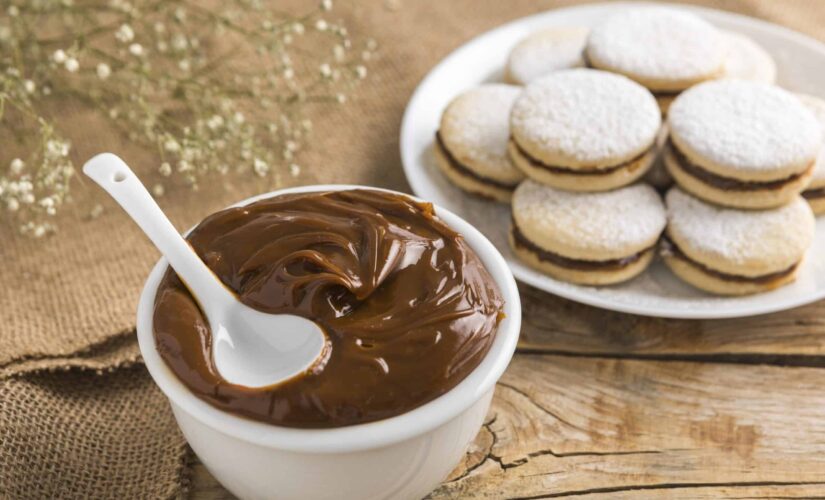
[2,1,824,498]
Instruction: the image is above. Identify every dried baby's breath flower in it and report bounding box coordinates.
[0,0,376,236]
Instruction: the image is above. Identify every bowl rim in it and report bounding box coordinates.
[136,184,521,454]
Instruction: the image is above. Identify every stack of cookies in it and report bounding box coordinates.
[433,6,823,296]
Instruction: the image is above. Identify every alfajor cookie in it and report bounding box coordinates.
[721,32,776,84]
[510,180,666,285]
[666,80,821,209]
[797,93,825,215]
[585,8,725,113]
[435,84,525,202]
[508,69,661,191]
[663,188,815,295]
[505,27,589,85]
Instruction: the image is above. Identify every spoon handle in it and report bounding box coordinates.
[83,153,233,309]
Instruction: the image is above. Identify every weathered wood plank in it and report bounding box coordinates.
[431,354,825,498]
[189,354,825,499]
[519,284,825,360]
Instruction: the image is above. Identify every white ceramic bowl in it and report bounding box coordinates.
[136,185,521,500]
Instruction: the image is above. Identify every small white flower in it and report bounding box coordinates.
[152,184,165,197]
[355,65,367,79]
[333,44,345,61]
[39,197,55,208]
[283,68,294,80]
[336,93,346,103]
[9,158,24,174]
[115,24,134,43]
[292,22,305,35]
[52,49,67,64]
[319,63,332,78]
[23,80,35,93]
[129,43,143,56]
[64,57,79,72]
[96,63,111,80]
[178,59,191,72]
[164,138,180,152]
[321,0,333,11]
[289,163,301,177]
[253,158,269,176]
[233,112,245,124]
[6,198,19,212]
[21,192,35,204]
[33,225,46,238]
[206,115,224,130]
[315,19,328,31]
[8,5,19,16]
[171,34,188,51]
[158,162,172,176]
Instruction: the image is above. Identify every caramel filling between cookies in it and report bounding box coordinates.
[668,139,813,191]
[802,186,825,200]
[662,236,798,284]
[511,138,652,177]
[435,132,520,191]
[511,221,652,271]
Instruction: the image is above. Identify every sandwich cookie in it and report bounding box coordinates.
[505,27,589,85]
[797,94,825,214]
[585,8,725,113]
[435,84,525,202]
[721,32,776,84]
[508,69,661,191]
[510,180,666,285]
[663,188,815,295]
[666,80,821,209]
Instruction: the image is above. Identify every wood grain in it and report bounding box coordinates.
[430,355,825,498]
[518,284,825,362]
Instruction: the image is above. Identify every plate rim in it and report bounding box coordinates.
[399,1,825,319]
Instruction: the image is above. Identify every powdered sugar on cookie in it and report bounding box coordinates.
[440,84,522,180]
[506,27,588,85]
[586,8,724,89]
[666,188,815,267]
[669,80,822,174]
[510,69,660,167]
[513,180,666,255]
[721,32,776,83]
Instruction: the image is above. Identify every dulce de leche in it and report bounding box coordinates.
[153,189,505,428]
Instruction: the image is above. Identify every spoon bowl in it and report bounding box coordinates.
[83,153,326,388]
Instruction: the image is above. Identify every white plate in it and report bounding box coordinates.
[400,1,825,319]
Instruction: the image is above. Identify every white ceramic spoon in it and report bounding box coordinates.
[83,153,327,388]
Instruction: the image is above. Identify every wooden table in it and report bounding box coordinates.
[190,284,825,498]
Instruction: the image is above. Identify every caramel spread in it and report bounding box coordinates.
[435,132,519,190]
[511,222,652,271]
[511,138,650,176]
[803,186,825,200]
[153,189,504,428]
[668,140,812,191]
[662,237,798,284]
